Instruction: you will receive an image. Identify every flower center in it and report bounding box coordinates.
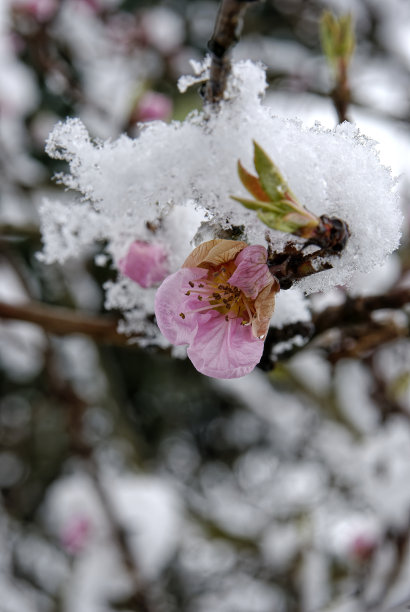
[179,263,254,325]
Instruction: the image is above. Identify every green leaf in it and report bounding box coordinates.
[253,141,291,203]
[320,11,355,69]
[237,161,270,202]
[232,141,321,237]
[257,211,303,234]
[230,196,279,213]
[231,196,298,217]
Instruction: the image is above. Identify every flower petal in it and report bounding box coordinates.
[183,239,247,269]
[228,245,272,299]
[187,312,264,379]
[251,280,280,339]
[155,267,208,346]
[119,241,168,288]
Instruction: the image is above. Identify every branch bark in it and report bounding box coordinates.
[0,300,126,344]
[312,288,410,334]
[259,287,410,370]
[204,0,258,103]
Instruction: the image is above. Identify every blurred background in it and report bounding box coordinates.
[0,1,410,611]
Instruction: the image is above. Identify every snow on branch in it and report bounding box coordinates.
[40,60,402,360]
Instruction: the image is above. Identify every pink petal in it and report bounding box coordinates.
[183,239,247,269]
[228,245,272,299]
[136,92,173,123]
[60,516,91,554]
[119,241,168,288]
[155,267,208,346]
[188,312,264,379]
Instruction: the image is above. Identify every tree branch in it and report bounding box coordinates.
[204,0,258,103]
[312,288,410,334]
[259,287,410,370]
[0,300,127,344]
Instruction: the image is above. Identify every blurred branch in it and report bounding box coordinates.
[86,461,157,612]
[329,56,351,124]
[204,0,258,103]
[0,300,127,344]
[2,288,409,359]
[44,349,160,612]
[0,223,41,241]
[260,287,410,370]
[312,288,410,333]
[366,522,410,610]
[318,319,408,364]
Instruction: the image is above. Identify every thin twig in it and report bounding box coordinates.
[44,352,159,612]
[312,288,410,334]
[204,0,258,103]
[0,223,41,240]
[259,287,410,370]
[0,300,127,344]
[331,57,350,123]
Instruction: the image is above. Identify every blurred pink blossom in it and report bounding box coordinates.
[119,241,169,289]
[70,0,101,13]
[12,0,58,21]
[350,533,378,562]
[60,516,91,554]
[155,240,279,379]
[135,92,173,123]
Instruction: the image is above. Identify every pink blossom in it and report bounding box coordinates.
[135,92,173,123]
[12,0,58,21]
[350,533,377,562]
[60,516,91,554]
[155,240,279,379]
[119,241,169,289]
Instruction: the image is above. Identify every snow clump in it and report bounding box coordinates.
[40,59,402,342]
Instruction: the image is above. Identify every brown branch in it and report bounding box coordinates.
[0,300,127,345]
[86,460,157,612]
[259,287,410,370]
[331,57,350,123]
[312,288,410,334]
[319,320,407,364]
[43,350,158,612]
[204,0,258,103]
[0,223,41,241]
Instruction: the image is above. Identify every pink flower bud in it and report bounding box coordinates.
[118,241,169,289]
[135,92,173,123]
[350,533,377,562]
[12,0,58,21]
[60,516,91,554]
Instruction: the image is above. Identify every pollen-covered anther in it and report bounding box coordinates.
[179,312,185,319]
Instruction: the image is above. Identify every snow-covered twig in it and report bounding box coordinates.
[204,0,258,103]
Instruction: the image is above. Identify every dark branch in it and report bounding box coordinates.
[331,58,351,123]
[258,287,410,370]
[312,288,410,334]
[204,0,258,103]
[0,300,126,344]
